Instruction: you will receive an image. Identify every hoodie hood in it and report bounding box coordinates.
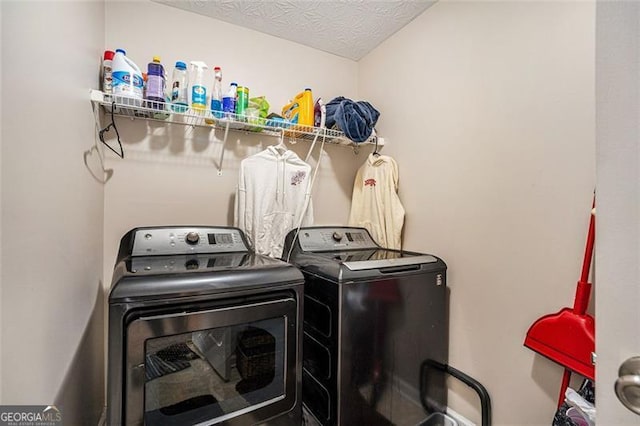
[368,153,388,166]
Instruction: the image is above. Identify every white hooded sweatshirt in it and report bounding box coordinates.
[348,154,405,249]
[235,146,313,257]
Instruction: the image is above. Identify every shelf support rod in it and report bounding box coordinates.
[216,119,231,176]
[305,128,322,163]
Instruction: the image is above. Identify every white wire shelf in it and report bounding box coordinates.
[90,89,384,147]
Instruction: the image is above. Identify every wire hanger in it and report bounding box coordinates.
[98,101,124,159]
[273,128,288,154]
[372,133,380,157]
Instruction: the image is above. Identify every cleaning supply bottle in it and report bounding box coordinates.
[299,88,314,127]
[145,56,165,110]
[142,73,148,99]
[236,86,249,117]
[314,97,326,128]
[205,67,223,123]
[102,50,115,95]
[282,88,314,127]
[170,61,188,113]
[222,82,238,117]
[139,72,152,118]
[190,61,208,112]
[112,48,143,106]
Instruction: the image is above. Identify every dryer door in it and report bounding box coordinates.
[124,297,298,426]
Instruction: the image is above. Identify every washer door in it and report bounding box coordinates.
[124,297,298,426]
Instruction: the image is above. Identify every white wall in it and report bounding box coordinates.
[1,1,105,423]
[359,1,595,424]
[102,0,364,285]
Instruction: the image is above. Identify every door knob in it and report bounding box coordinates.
[615,356,640,415]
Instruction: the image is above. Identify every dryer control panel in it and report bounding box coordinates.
[297,227,378,252]
[131,227,248,256]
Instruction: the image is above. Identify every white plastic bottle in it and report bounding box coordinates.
[170,61,188,113]
[111,49,143,106]
[190,61,208,112]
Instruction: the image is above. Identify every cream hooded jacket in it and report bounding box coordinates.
[348,154,405,249]
[235,146,313,257]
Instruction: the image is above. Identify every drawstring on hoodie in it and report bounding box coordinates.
[280,154,286,201]
[275,154,280,203]
[272,147,288,205]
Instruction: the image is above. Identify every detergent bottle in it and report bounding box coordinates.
[111,49,144,106]
[190,61,208,112]
[282,88,314,127]
[145,56,165,110]
[299,88,314,126]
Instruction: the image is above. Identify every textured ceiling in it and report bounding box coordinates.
[153,0,436,60]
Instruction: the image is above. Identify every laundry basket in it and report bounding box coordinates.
[418,359,492,426]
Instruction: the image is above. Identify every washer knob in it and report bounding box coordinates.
[332,232,343,242]
[185,232,200,245]
[185,259,199,270]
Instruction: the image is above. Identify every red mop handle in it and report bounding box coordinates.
[574,197,595,315]
[558,197,596,408]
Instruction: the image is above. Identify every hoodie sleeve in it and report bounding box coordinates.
[348,163,365,226]
[385,157,405,250]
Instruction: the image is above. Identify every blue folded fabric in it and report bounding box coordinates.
[325,97,380,143]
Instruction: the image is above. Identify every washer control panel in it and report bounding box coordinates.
[130,253,248,274]
[131,227,248,256]
[297,227,378,252]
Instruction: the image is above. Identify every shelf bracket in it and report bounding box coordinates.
[216,119,231,176]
